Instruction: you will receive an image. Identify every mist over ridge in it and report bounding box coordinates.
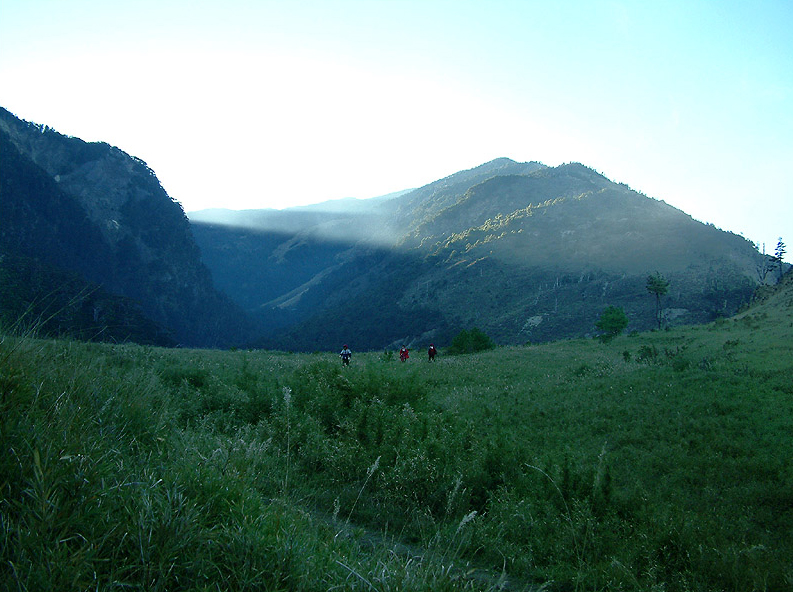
[189,157,769,351]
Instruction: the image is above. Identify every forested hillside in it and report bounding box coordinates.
[0,107,258,347]
[192,161,768,351]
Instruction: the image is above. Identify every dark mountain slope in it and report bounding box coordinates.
[0,107,257,347]
[190,206,387,314]
[0,129,113,283]
[0,253,176,346]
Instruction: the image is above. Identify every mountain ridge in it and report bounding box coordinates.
[191,158,767,351]
[1,106,777,350]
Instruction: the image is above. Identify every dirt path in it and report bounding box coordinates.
[307,504,543,591]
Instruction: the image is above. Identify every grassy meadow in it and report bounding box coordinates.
[2,279,792,591]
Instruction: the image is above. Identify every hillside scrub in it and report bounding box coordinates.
[2,280,792,590]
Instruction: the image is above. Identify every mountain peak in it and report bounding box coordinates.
[477,156,519,169]
[454,157,545,177]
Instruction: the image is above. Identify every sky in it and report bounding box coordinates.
[1,0,791,254]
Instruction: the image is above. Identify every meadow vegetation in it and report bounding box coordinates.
[2,278,792,590]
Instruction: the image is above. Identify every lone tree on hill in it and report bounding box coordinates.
[756,243,774,284]
[770,238,786,282]
[646,272,670,330]
[595,306,629,342]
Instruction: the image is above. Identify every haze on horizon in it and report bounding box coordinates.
[1,0,791,255]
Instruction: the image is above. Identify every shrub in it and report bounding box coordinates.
[595,305,628,342]
[446,327,495,354]
[637,344,659,363]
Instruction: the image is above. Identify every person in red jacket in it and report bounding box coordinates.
[399,346,410,362]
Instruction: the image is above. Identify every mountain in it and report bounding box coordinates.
[2,104,773,351]
[0,107,258,347]
[191,160,769,351]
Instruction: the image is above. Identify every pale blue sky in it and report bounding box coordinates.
[2,0,791,253]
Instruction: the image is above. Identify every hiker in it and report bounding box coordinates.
[428,343,437,362]
[340,344,352,366]
[399,346,410,362]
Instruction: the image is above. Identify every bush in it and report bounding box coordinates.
[446,327,495,354]
[595,305,628,342]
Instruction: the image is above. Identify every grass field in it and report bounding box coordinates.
[2,277,792,591]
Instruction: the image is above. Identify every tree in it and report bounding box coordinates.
[756,243,774,285]
[595,306,628,342]
[447,327,495,354]
[646,272,670,329]
[770,238,786,282]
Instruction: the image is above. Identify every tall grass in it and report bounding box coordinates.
[2,280,792,590]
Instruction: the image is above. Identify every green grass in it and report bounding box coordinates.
[2,279,792,590]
